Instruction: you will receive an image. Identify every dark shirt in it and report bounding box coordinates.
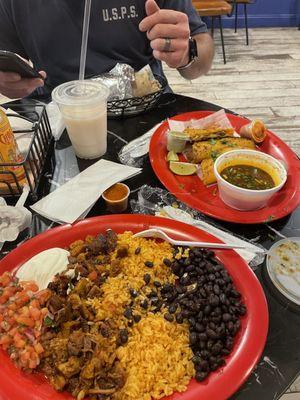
[0,0,207,96]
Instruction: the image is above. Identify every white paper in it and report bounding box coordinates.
[31,159,141,224]
[46,101,65,141]
[168,109,235,133]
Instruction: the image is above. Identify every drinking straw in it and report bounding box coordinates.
[79,0,92,80]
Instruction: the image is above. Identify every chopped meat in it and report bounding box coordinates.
[56,305,72,325]
[109,259,122,277]
[49,338,69,363]
[49,374,66,391]
[75,264,89,277]
[87,285,102,298]
[67,331,85,356]
[88,234,108,255]
[73,278,92,297]
[57,356,81,378]
[116,245,129,258]
[106,229,118,253]
[80,357,101,380]
[69,293,82,310]
[79,303,94,320]
[47,294,64,313]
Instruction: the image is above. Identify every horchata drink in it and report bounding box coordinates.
[52,80,109,159]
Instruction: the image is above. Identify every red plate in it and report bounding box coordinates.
[0,215,268,400]
[150,111,300,223]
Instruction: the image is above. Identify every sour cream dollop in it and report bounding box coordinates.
[16,248,70,290]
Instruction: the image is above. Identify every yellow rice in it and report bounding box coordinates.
[87,232,195,399]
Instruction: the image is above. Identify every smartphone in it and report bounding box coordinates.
[0,50,43,79]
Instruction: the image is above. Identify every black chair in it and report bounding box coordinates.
[192,1,233,64]
[228,0,257,45]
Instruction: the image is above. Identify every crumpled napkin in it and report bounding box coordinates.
[31,159,141,224]
[0,187,32,245]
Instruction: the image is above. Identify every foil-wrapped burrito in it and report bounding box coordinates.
[92,63,161,101]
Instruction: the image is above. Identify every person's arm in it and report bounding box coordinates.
[178,33,214,80]
[0,0,45,99]
[139,0,214,80]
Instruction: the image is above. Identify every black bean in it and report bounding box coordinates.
[210,363,219,371]
[180,276,190,286]
[189,332,198,345]
[200,350,210,359]
[209,294,220,307]
[198,333,207,341]
[222,313,232,322]
[238,305,247,316]
[220,293,227,304]
[213,284,220,295]
[127,320,134,327]
[204,305,211,315]
[207,340,214,350]
[208,274,216,282]
[221,348,230,356]
[153,281,161,288]
[147,290,157,299]
[145,261,154,268]
[164,313,174,322]
[151,297,159,306]
[196,323,205,333]
[225,337,234,350]
[192,355,201,364]
[176,286,187,294]
[123,307,133,319]
[143,274,151,284]
[199,341,206,350]
[217,358,226,367]
[197,311,204,321]
[133,314,141,323]
[198,360,209,371]
[175,313,184,324]
[195,371,209,382]
[182,309,190,318]
[154,300,163,312]
[200,288,207,298]
[140,299,148,309]
[119,329,128,344]
[207,329,217,339]
[135,247,141,255]
[129,288,138,298]
[188,317,196,326]
[163,258,172,267]
[209,322,216,330]
[211,343,222,355]
[186,265,195,272]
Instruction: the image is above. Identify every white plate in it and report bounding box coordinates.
[266,237,300,305]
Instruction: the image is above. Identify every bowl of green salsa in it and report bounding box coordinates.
[214,149,287,211]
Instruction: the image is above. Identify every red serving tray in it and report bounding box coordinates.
[149,111,300,224]
[0,215,268,400]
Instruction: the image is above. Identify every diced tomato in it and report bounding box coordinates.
[0,334,12,346]
[88,270,98,281]
[34,342,44,355]
[0,272,11,287]
[20,281,39,293]
[14,316,35,328]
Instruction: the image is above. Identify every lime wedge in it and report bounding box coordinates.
[169,161,197,176]
[166,151,179,162]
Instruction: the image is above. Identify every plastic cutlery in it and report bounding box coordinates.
[133,228,248,250]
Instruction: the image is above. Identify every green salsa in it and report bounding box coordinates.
[220,164,275,190]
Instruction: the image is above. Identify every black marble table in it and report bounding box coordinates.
[1,93,300,400]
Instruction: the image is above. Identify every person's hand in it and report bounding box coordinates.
[0,70,46,99]
[139,0,190,69]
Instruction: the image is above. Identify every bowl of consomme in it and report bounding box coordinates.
[214,149,287,211]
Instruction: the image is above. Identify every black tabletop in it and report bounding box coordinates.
[1,93,300,400]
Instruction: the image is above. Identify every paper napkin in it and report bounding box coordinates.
[31,159,141,224]
[168,109,234,132]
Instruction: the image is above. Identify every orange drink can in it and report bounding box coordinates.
[0,108,25,183]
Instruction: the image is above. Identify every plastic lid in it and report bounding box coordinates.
[266,237,300,305]
[52,80,109,107]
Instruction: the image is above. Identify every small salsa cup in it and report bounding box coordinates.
[102,183,130,213]
[214,149,287,211]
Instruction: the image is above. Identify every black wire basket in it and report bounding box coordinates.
[0,102,53,201]
[107,74,167,118]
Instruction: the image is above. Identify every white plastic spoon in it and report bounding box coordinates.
[133,228,247,249]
